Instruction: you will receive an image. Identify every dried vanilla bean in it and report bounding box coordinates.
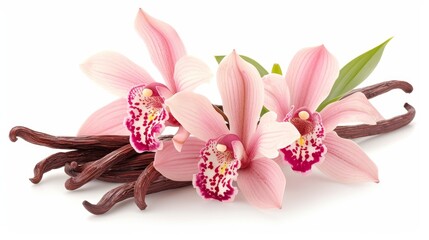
[148,177,191,194]
[335,103,415,139]
[63,152,155,183]
[30,150,108,184]
[9,126,129,150]
[109,152,155,171]
[65,144,136,190]
[82,182,135,215]
[134,162,161,210]
[64,162,79,178]
[67,152,154,173]
[64,163,148,183]
[65,161,91,173]
[97,170,147,183]
[83,176,191,215]
[335,80,415,138]
[342,80,413,100]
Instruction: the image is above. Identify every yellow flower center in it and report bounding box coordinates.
[298,136,306,146]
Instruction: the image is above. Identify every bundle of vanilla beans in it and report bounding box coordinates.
[9,80,415,215]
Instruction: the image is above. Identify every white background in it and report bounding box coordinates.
[1,0,426,239]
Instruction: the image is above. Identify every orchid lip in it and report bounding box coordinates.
[125,84,168,152]
[282,110,326,173]
[193,134,242,202]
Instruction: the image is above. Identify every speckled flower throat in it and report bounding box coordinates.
[281,109,326,173]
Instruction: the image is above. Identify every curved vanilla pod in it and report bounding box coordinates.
[134,162,161,210]
[65,144,136,190]
[9,126,129,149]
[83,176,190,215]
[335,80,415,139]
[30,150,108,184]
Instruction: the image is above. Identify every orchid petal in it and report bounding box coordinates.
[166,92,229,142]
[174,56,212,92]
[281,112,327,173]
[80,51,154,96]
[287,45,339,111]
[135,9,186,93]
[217,51,264,146]
[78,98,128,136]
[263,74,291,120]
[172,126,191,152]
[193,135,242,202]
[317,132,379,183]
[320,92,384,133]
[237,158,286,209]
[125,85,168,152]
[250,112,300,159]
[154,137,205,181]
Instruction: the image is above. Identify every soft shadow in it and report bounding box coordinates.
[282,167,374,213]
[85,198,136,219]
[353,123,416,146]
[29,173,68,188]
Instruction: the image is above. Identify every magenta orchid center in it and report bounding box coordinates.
[125,83,169,153]
[281,108,327,173]
[291,110,314,143]
[193,134,242,202]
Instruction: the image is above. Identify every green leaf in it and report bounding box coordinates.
[214,56,225,64]
[260,106,270,116]
[271,63,282,75]
[317,37,392,111]
[215,55,269,77]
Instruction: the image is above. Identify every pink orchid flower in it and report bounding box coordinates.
[78,9,211,152]
[263,45,382,182]
[154,51,300,208]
